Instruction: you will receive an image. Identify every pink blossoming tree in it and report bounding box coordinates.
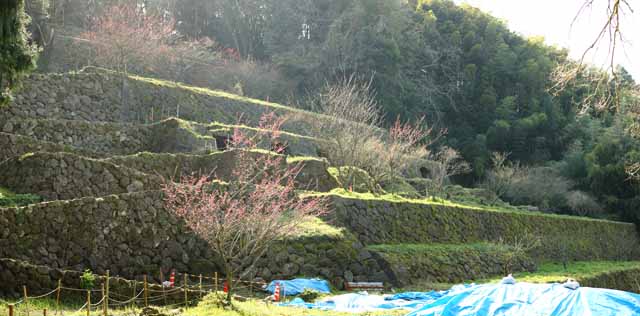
[162,113,328,302]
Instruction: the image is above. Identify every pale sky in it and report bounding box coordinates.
[454,0,640,81]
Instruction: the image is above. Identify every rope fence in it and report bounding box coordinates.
[5,269,269,316]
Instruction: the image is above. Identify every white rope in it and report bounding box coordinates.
[28,287,60,299]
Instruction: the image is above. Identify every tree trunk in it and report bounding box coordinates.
[225,265,233,303]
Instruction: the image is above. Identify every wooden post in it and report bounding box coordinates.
[160,270,166,306]
[56,280,62,313]
[86,290,91,316]
[101,284,106,316]
[8,304,14,316]
[198,274,203,298]
[105,271,109,316]
[43,308,47,316]
[23,286,29,316]
[132,281,137,307]
[143,275,148,307]
[214,272,218,293]
[183,274,188,307]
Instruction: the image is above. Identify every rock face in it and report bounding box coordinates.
[0,191,385,287]
[1,69,318,138]
[0,150,337,200]
[0,152,163,200]
[332,197,640,262]
[0,118,152,155]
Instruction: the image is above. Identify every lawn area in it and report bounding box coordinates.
[1,293,407,316]
[398,261,640,292]
[486,261,640,284]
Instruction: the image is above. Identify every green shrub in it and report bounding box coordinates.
[80,269,96,289]
[0,188,41,207]
[298,289,321,302]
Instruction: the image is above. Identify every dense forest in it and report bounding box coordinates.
[9,0,640,222]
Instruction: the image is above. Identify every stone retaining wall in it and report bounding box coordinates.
[0,133,98,162]
[0,258,198,302]
[105,151,337,192]
[1,119,152,155]
[0,152,162,200]
[0,191,385,288]
[332,197,640,262]
[369,243,536,286]
[2,70,318,137]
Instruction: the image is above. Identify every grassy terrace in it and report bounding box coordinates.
[304,188,632,224]
[400,261,640,292]
[486,261,640,284]
[367,242,513,255]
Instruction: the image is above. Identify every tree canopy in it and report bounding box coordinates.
[1,0,37,105]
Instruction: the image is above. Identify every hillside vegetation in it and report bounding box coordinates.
[0,0,639,312]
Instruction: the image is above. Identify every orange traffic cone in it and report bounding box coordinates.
[169,270,176,287]
[274,282,281,302]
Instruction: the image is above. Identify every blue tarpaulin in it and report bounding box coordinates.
[265,278,331,296]
[279,283,640,315]
[407,283,640,316]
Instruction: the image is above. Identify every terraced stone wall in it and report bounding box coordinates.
[369,243,536,286]
[0,152,162,200]
[333,197,640,262]
[2,70,317,137]
[105,151,337,192]
[2,119,152,155]
[0,133,97,162]
[0,191,385,288]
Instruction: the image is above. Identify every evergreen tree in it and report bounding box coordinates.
[1,0,37,105]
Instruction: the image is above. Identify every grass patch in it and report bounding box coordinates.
[185,293,407,316]
[0,187,41,207]
[367,242,511,255]
[292,217,345,240]
[286,156,326,164]
[398,260,640,292]
[485,261,640,284]
[1,293,406,316]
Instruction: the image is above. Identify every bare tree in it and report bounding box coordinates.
[309,76,445,193]
[566,190,603,216]
[367,116,444,191]
[482,152,522,203]
[429,146,471,197]
[308,76,383,190]
[162,113,328,303]
[551,0,634,109]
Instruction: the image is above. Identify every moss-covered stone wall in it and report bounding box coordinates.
[0,132,97,162]
[105,150,337,192]
[2,118,152,155]
[332,197,640,262]
[368,243,536,286]
[2,70,320,138]
[0,191,385,287]
[0,152,162,200]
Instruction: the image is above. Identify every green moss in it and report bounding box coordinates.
[19,152,35,161]
[286,156,325,164]
[381,177,421,198]
[327,167,376,193]
[290,217,345,240]
[0,187,41,207]
[369,242,535,285]
[306,189,629,223]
